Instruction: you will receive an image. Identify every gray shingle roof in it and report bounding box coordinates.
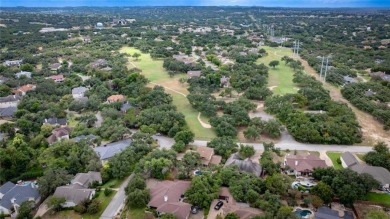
[350,164,390,186]
[0,182,15,195]
[72,134,96,142]
[15,71,32,79]
[0,95,21,103]
[224,153,262,177]
[93,138,132,160]
[0,107,17,117]
[0,182,40,210]
[53,185,94,205]
[341,152,359,167]
[71,171,102,188]
[315,207,354,219]
[72,86,88,95]
[44,118,67,125]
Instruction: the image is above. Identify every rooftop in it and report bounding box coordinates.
[224,153,262,177]
[93,138,132,160]
[284,154,327,172]
[0,182,40,210]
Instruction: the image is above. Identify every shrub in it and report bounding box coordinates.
[104,188,113,196]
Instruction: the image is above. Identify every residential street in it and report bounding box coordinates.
[100,173,134,219]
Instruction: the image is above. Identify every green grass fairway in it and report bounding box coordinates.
[257,46,298,95]
[120,47,216,140]
[364,192,390,205]
[326,152,343,169]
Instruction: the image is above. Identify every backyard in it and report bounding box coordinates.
[326,152,343,169]
[257,46,298,95]
[364,192,390,206]
[119,47,216,140]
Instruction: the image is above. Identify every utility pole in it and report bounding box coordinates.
[296,40,300,56]
[293,40,297,54]
[319,56,325,80]
[324,56,330,82]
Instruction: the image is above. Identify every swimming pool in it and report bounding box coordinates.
[294,209,312,218]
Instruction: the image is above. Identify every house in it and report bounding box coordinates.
[350,164,390,190]
[0,95,21,108]
[12,84,36,96]
[90,59,108,69]
[196,146,222,166]
[15,71,32,79]
[3,59,22,67]
[49,63,62,71]
[148,180,191,219]
[82,35,91,43]
[120,102,137,113]
[283,154,327,176]
[53,172,101,208]
[44,117,67,126]
[343,76,357,84]
[173,55,195,65]
[218,187,264,219]
[94,138,132,162]
[101,66,112,71]
[112,18,127,25]
[72,86,88,99]
[71,171,102,188]
[220,76,231,88]
[315,206,354,219]
[107,94,125,103]
[187,71,201,78]
[340,152,359,168]
[365,89,376,96]
[48,74,65,83]
[0,107,17,119]
[47,127,70,145]
[224,153,262,177]
[72,134,97,143]
[0,182,40,216]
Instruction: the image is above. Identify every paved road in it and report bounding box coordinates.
[153,132,373,153]
[100,174,134,219]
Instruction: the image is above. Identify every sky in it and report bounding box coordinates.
[0,0,389,8]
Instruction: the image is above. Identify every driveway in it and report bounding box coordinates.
[100,174,134,219]
[207,200,225,219]
[95,111,103,128]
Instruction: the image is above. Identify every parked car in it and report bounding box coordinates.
[214,201,223,210]
[191,205,199,214]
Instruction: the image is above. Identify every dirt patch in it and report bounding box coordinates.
[197,112,211,128]
[268,86,277,90]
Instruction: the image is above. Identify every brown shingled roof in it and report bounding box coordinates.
[284,154,327,172]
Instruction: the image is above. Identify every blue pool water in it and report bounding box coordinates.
[295,210,312,218]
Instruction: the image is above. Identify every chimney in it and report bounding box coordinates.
[295,160,298,166]
[164,195,168,202]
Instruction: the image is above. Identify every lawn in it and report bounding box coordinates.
[120,47,216,140]
[326,152,343,169]
[102,178,125,189]
[257,46,298,95]
[364,192,390,205]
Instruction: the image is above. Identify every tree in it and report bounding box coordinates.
[47,197,66,212]
[276,206,297,219]
[87,199,101,214]
[207,137,238,159]
[174,129,194,145]
[225,213,240,219]
[133,53,141,61]
[244,126,260,141]
[178,152,201,179]
[265,174,292,196]
[185,174,220,209]
[311,182,333,204]
[310,195,324,208]
[16,201,34,219]
[126,188,150,208]
[365,210,389,219]
[172,141,186,153]
[264,119,282,138]
[239,145,255,158]
[269,60,280,69]
[125,174,147,193]
[37,168,72,198]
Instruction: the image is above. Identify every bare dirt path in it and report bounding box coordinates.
[197,112,212,128]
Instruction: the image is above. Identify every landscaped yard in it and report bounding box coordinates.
[326,152,343,169]
[364,192,390,205]
[122,207,146,219]
[257,46,298,95]
[119,47,216,140]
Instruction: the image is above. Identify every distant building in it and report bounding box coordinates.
[340,152,359,168]
[3,59,22,67]
[351,164,390,190]
[12,84,36,96]
[120,102,137,113]
[107,94,125,103]
[343,76,357,84]
[224,153,262,177]
[0,107,17,119]
[48,74,65,83]
[72,134,97,143]
[90,59,108,69]
[94,138,132,162]
[315,206,354,219]
[0,95,21,108]
[82,35,91,43]
[72,86,88,99]
[283,154,327,176]
[112,19,127,25]
[43,117,67,126]
[47,127,70,145]
[96,22,103,29]
[15,71,32,79]
[148,180,191,219]
[187,70,201,78]
[220,76,231,88]
[49,63,61,71]
[0,181,40,216]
